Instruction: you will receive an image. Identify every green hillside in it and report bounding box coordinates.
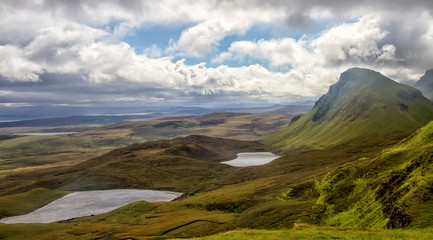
[3,68,433,239]
[267,68,433,152]
[415,69,433,100]
[0,135,267,196]
[313,120,433,228]
[178,227,433,240]
[184,120,433,239]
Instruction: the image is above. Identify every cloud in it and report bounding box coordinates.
[312,15,388,64]
[0,0,432,109]
[0,22,108,82]
[214,14,430,84]
[171,19,253,58]
[377,44,396,62]
[217,15,390,68]
[26,23,108,73]
[0,45,43,82]
[166,1,288,58]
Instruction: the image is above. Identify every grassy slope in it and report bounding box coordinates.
[174,121,433,240]
[0,135,268,195]
[177,227,433,240]
[267,68,433,152]
[0,133,402,239]
[309,121,433,228]
[0,188,68,219]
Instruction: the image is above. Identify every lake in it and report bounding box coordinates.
[221,152,279,167]
[0,189,182,224]
[14,132,78,136]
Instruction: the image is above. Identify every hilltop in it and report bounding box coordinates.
[267,68,433,152]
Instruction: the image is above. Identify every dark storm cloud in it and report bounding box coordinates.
[379,18,433,70]
[0,73,182,107]
[241,0,433,32]
[252,0,433,14]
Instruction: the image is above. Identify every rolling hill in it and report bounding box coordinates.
[267,68,433,152]
[0,135,267,196]
[3,68,433,239]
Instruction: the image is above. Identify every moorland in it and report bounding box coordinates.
[1,68,433,239]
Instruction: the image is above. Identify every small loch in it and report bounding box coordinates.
[0,189,182,224]
[14,132,78,136]
[221,152,279,167]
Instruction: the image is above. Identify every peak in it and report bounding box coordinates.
[344,67,379,74]
[312,68,422,122]
[417,68,433,79]
[267,68,433,152]
[342,67,381,77]
[338,67,390,86]
[326,68,396,97]
[418,69,433,83]
[328,68,398,94]
[414,69,433,100]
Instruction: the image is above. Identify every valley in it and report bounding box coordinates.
[2,0,433,238]
[0,112,291,178]
[0,134,397,239]
[1,68,433,239]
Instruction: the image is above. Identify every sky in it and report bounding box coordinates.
[0,0,432,112]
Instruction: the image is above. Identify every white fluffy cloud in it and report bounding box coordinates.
[213,14,429,87]
[216,15,391,66]
[0,0,432,107]
[0,45,43,81]
[312,15,388,63]
[172,19,253,58]
[79,42,324,98]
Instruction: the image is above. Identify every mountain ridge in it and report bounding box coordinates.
[267,67,433,152]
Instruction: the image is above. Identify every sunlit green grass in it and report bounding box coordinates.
[2,110,433,239]
[176,227,433,240]
[0,188,68,219]
[310,121,433,229]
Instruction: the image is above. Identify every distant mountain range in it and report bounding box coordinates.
[0,114,163,128]
[0,104,312,128]
[267,67,433,151]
